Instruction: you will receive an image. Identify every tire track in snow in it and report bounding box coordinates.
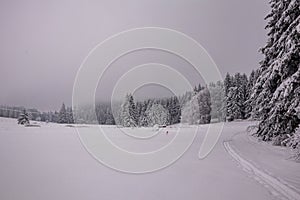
[224,140,300,200]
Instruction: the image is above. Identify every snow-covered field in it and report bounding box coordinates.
[0,117,299,200]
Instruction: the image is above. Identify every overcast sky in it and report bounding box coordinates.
[0,0,270,111]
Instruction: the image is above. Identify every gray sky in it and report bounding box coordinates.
[0,0,270,111]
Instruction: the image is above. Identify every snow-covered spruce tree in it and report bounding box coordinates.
[145,103,169,126]
[120,94,138,127]
[104,107,115,125]
[198,87,212,124]
[245,69,259,118]
[226,87,243,121]
[181,94,201,124]
[224,73,234,96]
[209,81,226,122]
[135,101,142,122]
[250,0,300,143]
[193,83,202,93]
[181,88,212,124]
[138,101,148,127]
[241,73,250,118]
[163,97,181,125]
[58,103,68,123]
[178,91,193,108]
[17,109,30,125]
[170,97,181,124]
[66,107,74,124]
[225,73,249,120]
[233,73,248,119]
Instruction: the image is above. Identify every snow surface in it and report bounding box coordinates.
[227,129,300,199]
[0,117,299,200]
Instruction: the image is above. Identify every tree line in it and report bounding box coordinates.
[116,94,181,127]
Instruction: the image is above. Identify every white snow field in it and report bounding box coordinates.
[0,117,299,200]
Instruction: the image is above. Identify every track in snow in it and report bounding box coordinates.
[224,140,300,200]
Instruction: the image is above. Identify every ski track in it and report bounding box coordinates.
[224,140,300,200]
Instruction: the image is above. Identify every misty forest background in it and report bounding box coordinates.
[0,0,299,157]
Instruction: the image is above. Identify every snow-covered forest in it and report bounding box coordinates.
[0,0,300,199]
[1,0,298,158]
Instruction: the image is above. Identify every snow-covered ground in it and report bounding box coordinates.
[0,117,299,200]
[225,128,300,200]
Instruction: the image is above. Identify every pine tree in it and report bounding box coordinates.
[250,0,300,143]
[240,73,249,118]
[135,102,142,122]
[226,87,243,121]
[170,97,181,124]
[120,94,138,127]
[138,101,148,127]
[145,103,169,126]
[193,86,198,93]
[224,73,233,95]
[181,88,212,124]
[198,88,212,124]
[197,83,202,92]
[181,94,201,124]
[246,70,259,118]
[66,107,74,124]
[225,73,248,119]
[209,81,226,122]
[105,107,115,125]
[58,103,68,123]
[17,109,30,125]
[128,95,138,125]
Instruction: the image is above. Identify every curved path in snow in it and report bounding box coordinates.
[224,133,300,200]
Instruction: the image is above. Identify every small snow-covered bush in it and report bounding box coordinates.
[246,125,258,135]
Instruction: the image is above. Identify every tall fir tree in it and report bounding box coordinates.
[58,103,68,123]
[198,88,212,124]
[145,103,170,126]
[120,94,138,127]
[66,107,74,124]
[226,87,243,121]
[250,0,300,143]
[138,101,148,127]
[209,81,226,122]
[224,72,233,96]
[246,69,259,118]
[181,88,212,124]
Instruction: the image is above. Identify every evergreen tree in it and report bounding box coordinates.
[120,94,138,127]
[58,103,68,123]
[193,85,198,93]
[224,73,233,95]
[66,107,74,124]
[181,89,212,124]
[250,0,300,143]
[145,103,169,126]
[105,107,115,125]
[225,73,248,119]
[240,73,249,118]
[246,70,259,117]
[170,97,181,124]
[138,101,148,127]
[181,94,201,124]
[209,81,226,122]
[17,109,30,125]
[226,87,243,121]
[197,83,202,92]
[198,88,212,124]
